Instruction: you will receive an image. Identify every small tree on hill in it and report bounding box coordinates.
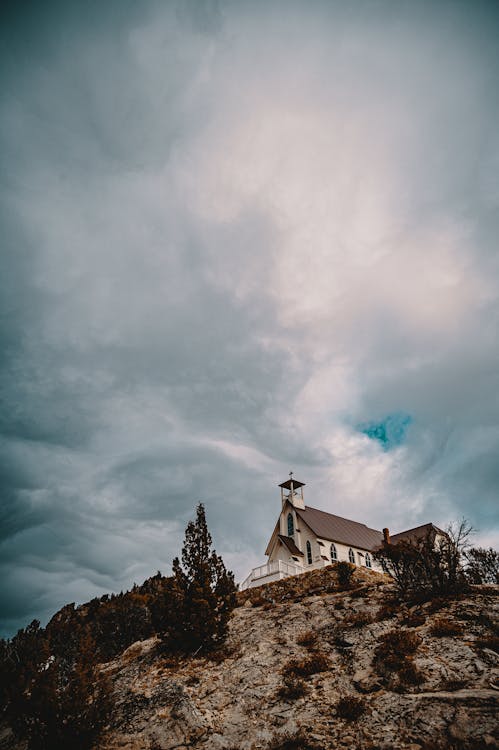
[162,504,236,653]
[336,561,354,590]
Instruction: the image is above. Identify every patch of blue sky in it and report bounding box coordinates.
[358,413,412,451]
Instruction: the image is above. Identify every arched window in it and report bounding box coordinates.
[330,543,337,561]
[306,540,312,565]
[348,548,355,564]
[287,512,294,536]
[365,552,372,569]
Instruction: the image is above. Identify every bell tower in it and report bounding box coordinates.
[279,471,305,510]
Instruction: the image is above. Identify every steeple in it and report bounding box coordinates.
[279,471,305,509]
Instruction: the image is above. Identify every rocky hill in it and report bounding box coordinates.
[92,567,498,750]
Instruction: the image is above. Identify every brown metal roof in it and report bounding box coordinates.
[277,534,304,556]
[390,523,446,545]
[295,505,384,551]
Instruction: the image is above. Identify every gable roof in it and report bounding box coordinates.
[277,534,304,556]
[295,505,384,551]
[390,522,446,545]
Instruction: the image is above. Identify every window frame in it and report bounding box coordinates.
[306,540,313,565]
[365,551,372,569]
[330,543,337,561]
[287,512,294,536]
[348,548,355,564]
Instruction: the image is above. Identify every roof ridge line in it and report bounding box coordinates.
[302,505,382,532]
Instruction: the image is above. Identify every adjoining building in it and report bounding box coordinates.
[240,474,445,590]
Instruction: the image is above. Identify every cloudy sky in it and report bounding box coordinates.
[1,0,499,637]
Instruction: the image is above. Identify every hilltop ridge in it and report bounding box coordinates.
[96,566,498,750]
[2,565,498,750]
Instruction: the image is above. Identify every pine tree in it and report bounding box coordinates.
[162,504,236,653]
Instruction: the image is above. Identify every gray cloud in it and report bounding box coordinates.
[1,0,499,636]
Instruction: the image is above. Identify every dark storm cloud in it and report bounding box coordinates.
[1,0,499,636]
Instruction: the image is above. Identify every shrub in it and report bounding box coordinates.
[266,729,323,750]
[373,629,422,688]
[277,674,308,701]
[474,635,499,653]
[397,660,424,686]
[465,547,499,584]
[376,601,399,621]
[426,597,449,614]
[350,587,366,599]
[336,695,367,721]
[429,617,464,637]
[374,630,420,667]
[343,612,374,628]
[296,630,318,649]
[441,678,468,691]
[402,610,426,628]
[336,561,354,589]
[283,652,330,678]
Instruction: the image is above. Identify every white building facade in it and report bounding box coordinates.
[240,475,443,590]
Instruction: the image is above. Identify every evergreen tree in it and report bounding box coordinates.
[162,504,236,653]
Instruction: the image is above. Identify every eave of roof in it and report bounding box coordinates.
[277,534,304,556]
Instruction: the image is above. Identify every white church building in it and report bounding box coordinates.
[240,474,443,590]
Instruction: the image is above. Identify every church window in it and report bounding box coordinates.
[287,513,294,536]
[348,548,355,564]
[306,540,312,565]
[330,543,337,561]
[365,552,372,569]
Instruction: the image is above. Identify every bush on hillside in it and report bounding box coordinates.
[373,629,423,688]
[336,561,354,589]
[465,547,499,584]
[336,695,367,721]
[277,673,308,701]
[429,617,464,637]
[266,729,323,750]
[283,652,330,678]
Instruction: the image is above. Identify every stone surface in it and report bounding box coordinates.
[93,569,499,750]
[12,567,499,750]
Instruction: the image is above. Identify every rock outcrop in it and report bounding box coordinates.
[96,568,498,750]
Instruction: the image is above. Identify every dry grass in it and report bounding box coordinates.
[474,634,499,653]
[376,601,399,621]
[402,610,426,628]
[343,611,374,628]
[277,674,308,701]
[266,729,323,750]
[296,629,318,649]
[335,695,367,721]
[283,652,330,679]
[373,629,423,688]
[429,617,464,637]
[441,678,468,691]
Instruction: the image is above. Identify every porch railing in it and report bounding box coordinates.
[239,559,304,591]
